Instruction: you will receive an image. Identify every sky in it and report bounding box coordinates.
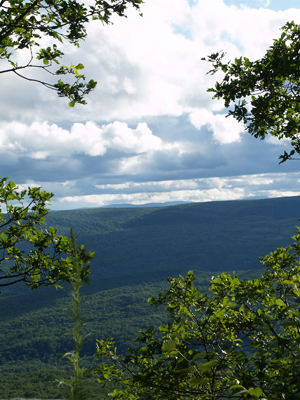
[1,0,300,210]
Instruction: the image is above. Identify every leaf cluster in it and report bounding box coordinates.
[0,176,94,290]
[0,0,142,105]
[204,21,300,163]
[95,229,300,399]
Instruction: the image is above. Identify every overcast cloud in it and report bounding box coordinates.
[1,0,300,209]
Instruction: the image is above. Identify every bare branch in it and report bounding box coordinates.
[13,68,57,90]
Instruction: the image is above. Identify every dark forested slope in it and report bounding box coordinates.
[2,196,299,298]
[45,196,300,292]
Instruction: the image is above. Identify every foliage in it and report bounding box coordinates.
[95,229,300,399]
[204,21,300,163]
[0,269,245,397]
[0,176,93,290]
[0,0,142,105]
[58,229,93,400]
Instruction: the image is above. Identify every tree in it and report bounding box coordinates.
[203,21,300,163]
[95,229,300,399]
[0,0,142,106]
[0,176,94,291]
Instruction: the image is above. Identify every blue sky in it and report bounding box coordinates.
[224,0,300,11]
[0,0,300,209]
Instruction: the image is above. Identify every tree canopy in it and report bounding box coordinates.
[0,177,93,291]
[0,0,142,106]
[96,229,300,399]
[204,21,300,163]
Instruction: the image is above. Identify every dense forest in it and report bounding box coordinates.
[1,196,299,398]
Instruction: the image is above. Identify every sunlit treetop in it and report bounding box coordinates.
[204,21,300,163]
[0,0,142,106]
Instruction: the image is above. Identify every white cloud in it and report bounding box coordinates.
[265,135,292,146]
[93,173,299,194]
[52,172,300,209]
[0,121,162,161]
[4,0,299,124]
[101,122,162,153]
[189,109,245,143]
[96,179,200,191]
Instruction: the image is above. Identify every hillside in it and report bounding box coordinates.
[1,196,300,398]
[44,196,300,292]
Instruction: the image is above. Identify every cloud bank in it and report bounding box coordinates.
[0,0,300,209]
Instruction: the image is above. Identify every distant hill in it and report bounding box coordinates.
[65,201,193,211]
[40,196,300,293]
[101,201,193,208]
[3,196,300,298]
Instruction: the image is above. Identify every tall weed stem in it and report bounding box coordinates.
[59,229,93,400]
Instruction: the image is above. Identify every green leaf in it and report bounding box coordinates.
[192,352,206,361]
[174,366,193,374]
[230,385,245,390]
[198,360,218,372]
[280,321,300,327]
[282,280,294,285]
[162,339,176,352]
[0,231,7,242]
[190,377,205,386]
[248,387,263,397]
[75,63,84,70]
[223,296,229,306]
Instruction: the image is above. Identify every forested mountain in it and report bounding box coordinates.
[1,196,300,398]
[45,196,300,292]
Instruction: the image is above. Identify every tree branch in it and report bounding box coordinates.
[0,0,41,44]
[13,68,57,90]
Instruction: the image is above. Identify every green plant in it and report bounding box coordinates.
[204,21,300,163]
[95,228,300,399]
[59,229,94,400]
[0,177,93,291]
